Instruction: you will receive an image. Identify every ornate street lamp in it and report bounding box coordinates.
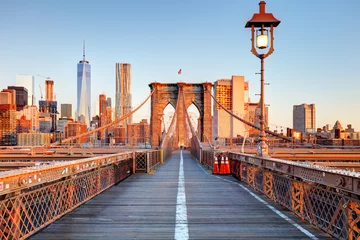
[245,1,280,157]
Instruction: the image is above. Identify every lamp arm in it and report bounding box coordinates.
[250,25,261,58]
[263,25,274,59]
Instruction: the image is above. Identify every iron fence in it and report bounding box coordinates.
[0,150,161,240]
[201,149,360,240]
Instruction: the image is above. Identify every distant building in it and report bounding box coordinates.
[39,116,52,133]
[330,121,360,139]
[61,104,72,119]
[293,104,316,134]
[0,89,17,145]
[16,74,34,105]
[17,133,50,146]
[245,102,268,136]
[0,89,16,105]
[213,76,247,139]
[106,97,111,107]
[39,100,57,132]
[115,63,132,127]
[17,105,39,132]
[99,94,107,119]
[45,80,54,101]
[16,115,31,133]
[77,42,91,127]
[57,118,72,132]
[127,119,150,146]
[114,126,126,144]
[7,86,28,111]
[64,121,88,143]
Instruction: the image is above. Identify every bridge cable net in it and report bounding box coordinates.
[160,91,181,159]
[181,90,202,159]
[52,89,156,146]
[204,88,292,142]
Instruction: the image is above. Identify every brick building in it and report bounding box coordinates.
[127,119,150,146]
[64,121,88,143]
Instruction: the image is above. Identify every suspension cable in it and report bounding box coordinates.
[53,89,156,146]
[205,88,291,142]
[160,92,180,148]
[182,91,199,142]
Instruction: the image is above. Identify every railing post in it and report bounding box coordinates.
[146,151,150,173]
[132,151,136,173]
[160,149,164,164]
[291,181,304,217]
[348,201,360,239]
[199,149,202,164]
[10,195,21,239]
[263,171,273,200]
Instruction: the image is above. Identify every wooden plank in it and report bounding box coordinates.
[30,151,331,239]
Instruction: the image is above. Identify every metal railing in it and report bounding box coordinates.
[200,149,360,239]
[135,150,162,173]
[0,149,161,240]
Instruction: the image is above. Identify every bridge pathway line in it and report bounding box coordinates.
[30,150,330,239]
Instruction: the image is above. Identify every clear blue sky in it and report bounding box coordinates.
[0,0,359,130]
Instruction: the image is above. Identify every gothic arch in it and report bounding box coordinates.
[149,82,213,148]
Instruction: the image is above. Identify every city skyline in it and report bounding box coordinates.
[0,1,359,130]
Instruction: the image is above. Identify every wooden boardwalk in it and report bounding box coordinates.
[31,150,330,239]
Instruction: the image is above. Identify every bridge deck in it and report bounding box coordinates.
[31,151,330,239]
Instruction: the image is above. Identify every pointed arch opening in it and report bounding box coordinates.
[187,103,201,139]
[162,102,176,134]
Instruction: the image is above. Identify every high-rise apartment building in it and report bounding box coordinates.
[61,104,72,119]
[115,63,132,127]
[7,86,28,111]
[99,94,107,117]
[99,94,111,128]
[293,104,316,134]
[45,80,54,101]
[77,42,91,127]
[213,76,247,139]
[16,74,34,105]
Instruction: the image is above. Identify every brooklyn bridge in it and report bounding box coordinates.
[0,82,359,240]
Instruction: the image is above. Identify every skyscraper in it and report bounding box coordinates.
[99,94,107,117]
[77,41,91,127]
[115,63,132,127]
[16,74,34,105]
[293,104,316,134]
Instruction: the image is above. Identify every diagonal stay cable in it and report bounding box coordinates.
[204,88,291,142]
[53,89,156,146]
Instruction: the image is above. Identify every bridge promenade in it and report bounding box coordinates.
[30,151,329,239]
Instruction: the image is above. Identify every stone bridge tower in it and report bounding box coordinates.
[149,82,213,148]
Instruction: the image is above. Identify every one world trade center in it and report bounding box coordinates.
[77,41,91,127]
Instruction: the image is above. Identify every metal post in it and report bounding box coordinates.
[257,56,269,157]
[146,151,150,173]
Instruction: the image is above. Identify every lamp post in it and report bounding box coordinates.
[245,1,280,157]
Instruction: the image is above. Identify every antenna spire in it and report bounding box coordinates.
[83,40,86,61]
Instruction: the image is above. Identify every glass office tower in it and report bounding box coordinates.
[77,43,91,127]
